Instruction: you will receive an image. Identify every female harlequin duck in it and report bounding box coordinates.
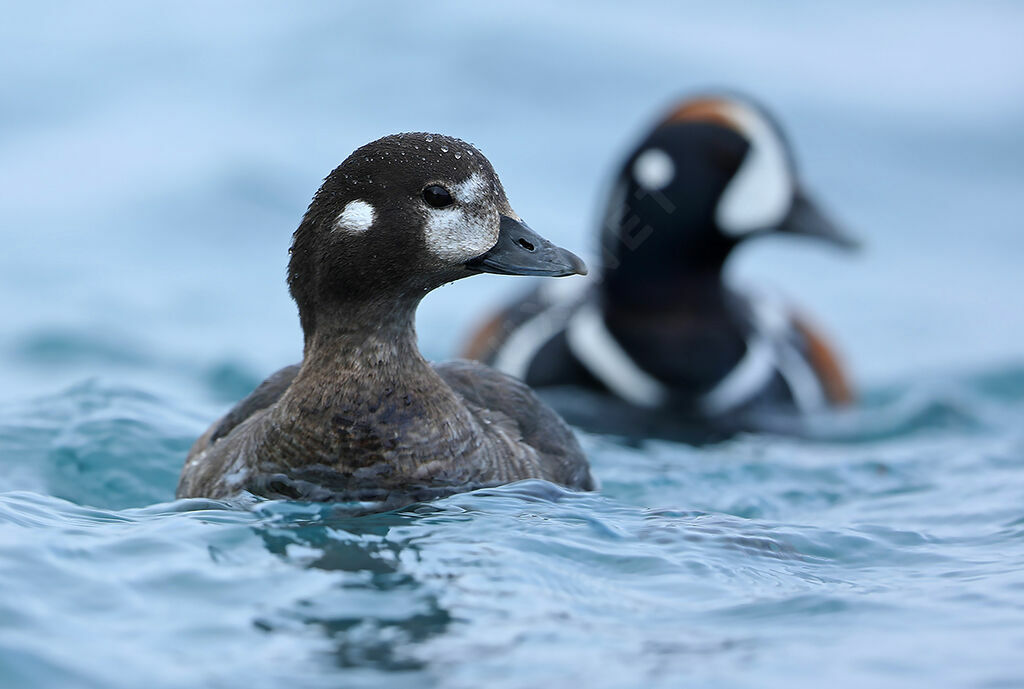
[177,133,594,505]
[462,95,858,438]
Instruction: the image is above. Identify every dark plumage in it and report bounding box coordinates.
[462,95,858,437]
[177,133,593,506]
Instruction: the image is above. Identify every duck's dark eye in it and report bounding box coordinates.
[422,184,454,208]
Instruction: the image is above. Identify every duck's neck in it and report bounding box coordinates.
[299,297,425,379]
[602,267,733,324]
[283,296,475,443]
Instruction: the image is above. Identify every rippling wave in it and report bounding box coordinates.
[2,367,1024,688]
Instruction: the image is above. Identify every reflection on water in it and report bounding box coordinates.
[255,507,453,673]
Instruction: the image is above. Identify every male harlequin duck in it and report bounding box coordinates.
[177,133,594,506]
[462,95,858,438]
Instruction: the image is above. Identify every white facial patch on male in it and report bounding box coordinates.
[715,102,794,236]
[423,171,499,262]
[632,147,675,191]
[333,199,376,234]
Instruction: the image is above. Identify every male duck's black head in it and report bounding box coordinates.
[599,94,857,305]
[288,132,586,340]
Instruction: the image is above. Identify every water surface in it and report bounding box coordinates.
[2,2,1023,687]
[2,369,1024,688]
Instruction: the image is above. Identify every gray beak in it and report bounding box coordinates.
[780,190,860,251]
[466,215,588,277]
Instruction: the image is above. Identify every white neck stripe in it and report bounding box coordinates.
[566,301,669,409]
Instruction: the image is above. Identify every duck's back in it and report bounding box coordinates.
[185,364,300,464]
[178,364,300,499]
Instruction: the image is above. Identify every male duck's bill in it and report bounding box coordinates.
[780,190,860,251]
[467,215,588,277]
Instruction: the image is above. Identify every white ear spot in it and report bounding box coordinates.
[715,102,793,236]
[423,171,499,262]
[333,200,375,234]
[632,148,675,191]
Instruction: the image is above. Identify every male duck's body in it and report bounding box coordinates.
[178,133,593,505]
[463,95,857,437]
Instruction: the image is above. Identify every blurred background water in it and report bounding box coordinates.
[1,2,1023,688]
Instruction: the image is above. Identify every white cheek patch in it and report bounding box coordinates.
[333,199,376,234]
[632,148,675,191]
[715,102,794,236]
[452,170,489,206]
[423,171,499,262]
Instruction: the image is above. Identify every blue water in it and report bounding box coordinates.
[2,2,1024,688]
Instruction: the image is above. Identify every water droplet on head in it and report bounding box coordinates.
[441,145,449,153]
[454,152,462,159]
[425,135,434,143]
